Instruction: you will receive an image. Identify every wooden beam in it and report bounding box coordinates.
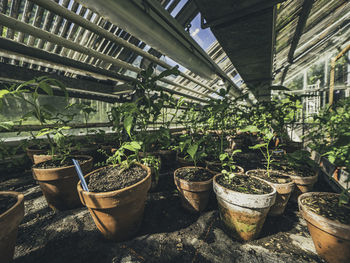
[280,0,314,84]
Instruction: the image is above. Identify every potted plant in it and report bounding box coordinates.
[32,126,93,210]
[298,191,350,263]
[280,150,319,201]
[206,150,244,175]
[77,140,151,241]
[0,191,24,263]
[174,137,214,212]
[213,171,276,241]
[245,126,294,216]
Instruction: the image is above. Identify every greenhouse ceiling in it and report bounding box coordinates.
[0,0,349,104]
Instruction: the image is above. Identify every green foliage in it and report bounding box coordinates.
[219,149,241,175]
[106,141,142,169]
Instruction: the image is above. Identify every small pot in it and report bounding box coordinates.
[298,192,350,263]
[213,174,276,241]
[33,154,53,165]
[26,147,47,163]
[246,169,294,216]
[156,149,177,169]
[205,160,244,175]
[32,155,93,211]
[174,167,214,213]
[288,169,318,201]
[77,163,151,241]
[177,156,194,167]
[0,191,25,263]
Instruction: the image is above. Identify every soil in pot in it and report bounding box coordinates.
[175,167,213,182]
[216,174,272,194]
[300,193,350,225]
[214,174,276,241]
[299,192,350,263]
[246,170,294,216]
[174,167,214,213]
[77,163,151,241]
[87,165,147,192]
[33,156,90,169]
[0,195,17,215]
[206,161,244,175]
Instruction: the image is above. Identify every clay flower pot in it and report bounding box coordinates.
[26,147,47,163]
[288,169,318,201]
[205,160,244,175]
[0,191,25,263]
[298,192,350,263]
[246,169,295,216]
[156,149,177,169]
[33,154,53,165]
[174,167,214,213]
[77,163,151,241]
[213,174,276,241]
[32,155,93,211]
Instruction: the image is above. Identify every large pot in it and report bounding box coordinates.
[174,166,214,213]
[0,191,25,263]
[298,192,350,263]
[246,169,295,216]
[32,155,93,211]
[77,163,151,241]
[213,174,276,241]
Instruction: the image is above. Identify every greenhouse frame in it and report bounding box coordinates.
[0,0,349,262]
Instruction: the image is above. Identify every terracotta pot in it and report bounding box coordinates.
[0,191,25,263]
[32,155,93,211]
[174,167,214,213]
[298,192,350,263]
[26,147,47,163]
[205,160,244,175]
[156,149,177,168]
[33,154,53,165]
[177,156,194,167]
[213,174,276,241]
[288,169,318,202]
[77,163,151,241]
[246,169,294,216]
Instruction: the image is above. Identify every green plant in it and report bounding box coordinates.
[140,154,161,183]
[106,141,142,169]
[1,76,68,155]
[185,138,207,167]
[67,102,96,135]
[219,149,242,175]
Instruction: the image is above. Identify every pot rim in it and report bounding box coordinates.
[77,162,151,196]
[213,173,276,197]
[174,166,214,184]
[32,155,93,172]
[298,192,350,240]
[246,169,294,186]
[0,191,24,218]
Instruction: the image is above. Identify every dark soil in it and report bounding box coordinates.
[33,156,90,169]
[301,193,350,225]
[176,167,213,182]
[87,164,147,192]
[0,195,17,215]
[248,169,293,184]
[216,174,273,194]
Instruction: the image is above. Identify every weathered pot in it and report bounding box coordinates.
[0,191,24,263]
[205,160,244,175]
[177,156,194,167]
[298,192,350,263]
[77,163,151,241]
[26,147,47,163]
[288,169,318,201]
[246,169,294,216]
[32,155,93,211]
[213,174,276,241]
[174,167,214,213]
